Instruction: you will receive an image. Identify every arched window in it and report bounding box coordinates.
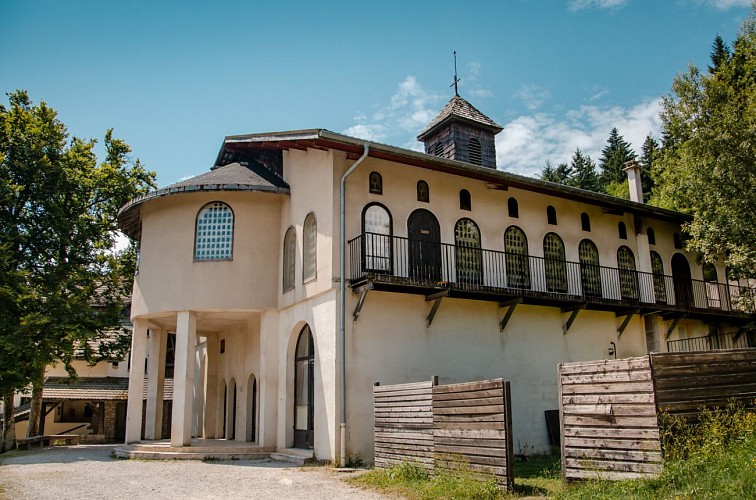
[369,171,382,195]
[581,213,591,232]
[703,263,718,283]
[302,213,317,281]
[673,232,683,249]
[283,227,296,292]
[618,222,628,240]
[617,246,638,300]
[508,197,519,218]
[647,227,656,245]
[547,206,557,225]
[579,239,601,297]
[417,180,429,203]
[362,203,392,273]
[293,325,314,449]
[459,189,471,211]
[434,142,444,157]
[504,226,530,289]
[455,218,482,286]
[703,262,721,309]
[468,138,482,165]
[195,201,234,260]
[543,233,567,293]
[650,251,667,303]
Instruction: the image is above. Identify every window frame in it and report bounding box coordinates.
[546,205,557,225]
[302,213,317,283]
[459,189,471,211]
[508,197,519,218]
[361,202,393,274]
[194,201,235,262]
[369,171,383,195]
[282,226,296,293]
[417,180,430,203]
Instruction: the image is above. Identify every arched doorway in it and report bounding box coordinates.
[293,325,314,449]
[672,253,694,308]
[407,209,441,282]
[246,374,257,442]
[454,218,482,286]
[227,379,237,440]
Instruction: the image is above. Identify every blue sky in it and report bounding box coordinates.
[1,0,752,185]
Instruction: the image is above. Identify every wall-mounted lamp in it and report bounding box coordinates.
[608,341,617,359]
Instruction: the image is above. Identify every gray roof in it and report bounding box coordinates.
[42,377,174,401]
[417,95,503,140]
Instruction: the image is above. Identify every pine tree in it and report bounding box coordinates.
[708,34,731,74]
[540,160,571,185]
[639,134,659,202]
[599,127,636,187]
[567,148,601,192]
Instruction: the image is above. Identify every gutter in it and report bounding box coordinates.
[339,143,370,467]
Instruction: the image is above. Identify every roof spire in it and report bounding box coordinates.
[450,51,461,96]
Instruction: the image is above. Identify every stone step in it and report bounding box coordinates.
[270,448,315,466]
[113,447,271,461]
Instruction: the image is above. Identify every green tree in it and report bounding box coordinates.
[599,127,636,187]
[652,7,756,277]
[540,160,571,184]
[639,133,659,202]
[567,148,602,192]
[709,34,731,74]
[0,91,155,449]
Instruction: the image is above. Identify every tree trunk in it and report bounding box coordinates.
[26,367,44,437]
[2,390,16,452]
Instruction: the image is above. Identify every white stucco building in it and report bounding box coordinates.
[116,94,755,462]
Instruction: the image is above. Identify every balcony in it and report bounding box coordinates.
[667,331,754,352]
[348,233,756,323]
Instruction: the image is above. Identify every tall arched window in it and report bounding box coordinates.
[508,197,519,218]
[303,213,317,281]
[703,262,720,308]
[579,239,601,297]
[650,251,667,303]
[362,203,392,273]
[618,222,628,240]
[543,233,567,293]
[547,206,557,225]
[417,180,429,203]
[647,227,656,245]
[455,218,482,286]
[293,325,314,449]
[369,171,383,194]
[195,201,234,260]
[468,138,482,165]
[459,189,471,211]
[617,246,639,300]
[283,227,296,292]
[581,213,591,232]
[504,226,530,289]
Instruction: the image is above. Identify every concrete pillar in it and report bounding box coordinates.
[194,341,206,438]
[125,318,148,444]
[171,311,197,447]
[203,336,219,438]
[144,328,166,440]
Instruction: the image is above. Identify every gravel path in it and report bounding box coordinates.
[0,445,388,500]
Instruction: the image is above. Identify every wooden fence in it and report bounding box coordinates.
[559,349,756,481]
[374,377,514,490]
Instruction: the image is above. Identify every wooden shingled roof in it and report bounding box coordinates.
[417,94,503,141]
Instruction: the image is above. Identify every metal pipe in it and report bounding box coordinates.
[339,143,370,467]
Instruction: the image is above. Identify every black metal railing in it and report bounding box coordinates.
[348,233,756,316]
[667,331,754,352]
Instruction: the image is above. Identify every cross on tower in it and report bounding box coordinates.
[450,51,461,96]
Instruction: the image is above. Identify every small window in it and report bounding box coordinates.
[460,189,471,211]
[673,232,683,249]
[581,213,591,232]
[647,227,656,245]
[468,138,482,165]
[618,222,627,240]
[283,227,296,292]
[434,142,444,157]
[195,201,234,261]
[369,171,382,195]
[703,263,718,283]
[220,339,226,354]
[547,206,557,225]
[417,180,429,203]
[508,197,519,218]
[303,213,317,281]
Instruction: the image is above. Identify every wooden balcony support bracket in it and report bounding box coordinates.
[616,308,640,337]
[665,316,683,339]
[498,298,523,332]
[352,282,373,322]
[561,303,585,334]
[425,290,449,327]
[707,323,720,338]
[733,327,746,343]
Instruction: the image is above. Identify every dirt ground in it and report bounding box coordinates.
[0,444,388,500]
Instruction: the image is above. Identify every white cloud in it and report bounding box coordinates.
[698,0,752,9]
[568,0,629,11]
[515,85,551,110]
[496,98,662,177]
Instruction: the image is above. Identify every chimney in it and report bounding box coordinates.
[623,160,643,203]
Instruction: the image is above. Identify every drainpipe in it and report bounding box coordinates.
[339,143,370,467]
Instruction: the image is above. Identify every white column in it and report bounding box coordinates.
[203,336,219,438]
[171,311,197,447]
[125,318,148,444]
[144,328,166,440]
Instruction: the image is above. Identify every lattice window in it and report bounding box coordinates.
[508,197,519,218]
[195,202,233,261]
[303,213,317,281]
[417,180,429,203]
[617,245,638,299]
[468,138,482,165]
[455,218,482,286]
[283,227,296,292]
[504,226,530,289]
[547,206,557,225]
[650,251,667,303]
[543,233,567,293]
[363,204,392,273]
[579,239,601,296]
[369,171,383,195]
[459,189,471,211]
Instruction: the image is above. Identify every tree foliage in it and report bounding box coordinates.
[567,148,602,192]
[540,160,572,184]
[652,8,756,277]
[599,127,636,186]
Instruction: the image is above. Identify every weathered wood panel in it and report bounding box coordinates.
[559,356,662,482]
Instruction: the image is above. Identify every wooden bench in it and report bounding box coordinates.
[16,434,80,450]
